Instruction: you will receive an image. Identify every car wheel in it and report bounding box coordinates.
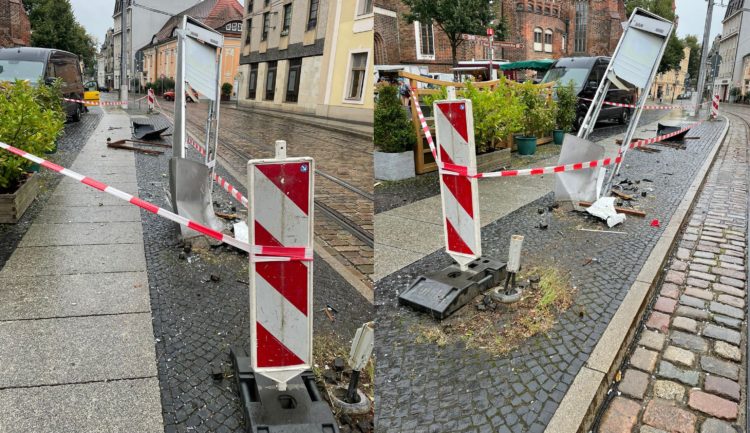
[573,114,585,132]
[618,109,630,125]
[72,104,82,122]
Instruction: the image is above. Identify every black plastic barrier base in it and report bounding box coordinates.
[399,257,506,320]
[230,347,340,433]
[657,122,690,141]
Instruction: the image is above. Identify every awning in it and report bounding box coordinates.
[500,59,555,71]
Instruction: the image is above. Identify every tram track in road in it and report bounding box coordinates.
[156,97,375,251]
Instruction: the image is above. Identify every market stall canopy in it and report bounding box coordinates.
[500,59,555,72]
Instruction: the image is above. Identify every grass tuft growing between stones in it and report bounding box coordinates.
[411,265,575,356]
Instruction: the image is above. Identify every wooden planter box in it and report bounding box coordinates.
[0,174,40,223]
[477,148,511,173]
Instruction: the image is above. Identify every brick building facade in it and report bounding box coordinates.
[375,0,627,72]
[0,0,31,48]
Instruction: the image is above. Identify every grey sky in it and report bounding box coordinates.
[675,0,726,43]
[72,0,722,52]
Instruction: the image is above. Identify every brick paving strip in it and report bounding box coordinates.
[0,110,162,432]
[596,112,748,433]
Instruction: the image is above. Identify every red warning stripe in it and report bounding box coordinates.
[445,218,474,255]
[256,322,305,368]
[255,162,310,215]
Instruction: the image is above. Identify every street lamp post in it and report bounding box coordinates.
[690,0,714,116]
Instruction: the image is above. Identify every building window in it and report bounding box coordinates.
[307,0,319,30]
[264,0,270,6]
[516,2,523,10]
[247,0,253,13]
[265,61,277,100]
[347,52,367,101]
[544,29,553,53]
[282,4,292,35]
[374,32,386,64]
[536,5,542,13]
[533,27,543,52]
[544,7,550,14]
[357,0,373,16]
[262,12,270,41]
[527,3,533,11]
[244,18,252,47]
[575,1,588,53]
[248,63,258,99]
[416,21,434,59]
[286,58,302,102]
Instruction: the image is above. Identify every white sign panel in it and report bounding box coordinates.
[185,38,218,100]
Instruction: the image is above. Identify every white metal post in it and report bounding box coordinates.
[691,0,715,117]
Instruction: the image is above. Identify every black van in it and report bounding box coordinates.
[0,47,85,122]
[542,56,636,131]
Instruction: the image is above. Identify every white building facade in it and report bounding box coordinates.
[111,0,201,90]
[715,0,750,101]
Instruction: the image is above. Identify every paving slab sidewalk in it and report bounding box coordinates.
[0,111,162,433]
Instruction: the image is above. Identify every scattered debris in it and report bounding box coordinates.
[641,191,648,197]
[611,190,633,200]
[333,357,346,372]
[582,257,599,266]
[650,219,661,227]
[215,211,238,220]
[583,197,626,227]
[236,279,248,285]
[107,140,163,155]
[577,228,627,235]
[579,201,646,217]
[210,363,223,381]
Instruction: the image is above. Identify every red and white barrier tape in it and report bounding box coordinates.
[410,89,702,179]
[185,135,249,207]
[64,96,147,106]
[580,98,710,111]
[154,97,250,208]
[0,142,309,262]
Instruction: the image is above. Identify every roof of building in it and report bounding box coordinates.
[148,0,243,48]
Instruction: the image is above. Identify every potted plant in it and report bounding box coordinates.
[221,82,233,101]
[374,85,417,181]
[516,81,555,155]
[554,80,577,145]
[0,80,65,223]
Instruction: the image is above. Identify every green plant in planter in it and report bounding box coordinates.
[374,85,416,153]
[553,80,577,144]
[221,82,233,98]
[0,80,65,192]
[516,81,556,155]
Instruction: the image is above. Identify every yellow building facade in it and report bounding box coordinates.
[649,46,691,103]
[316,0,374,121]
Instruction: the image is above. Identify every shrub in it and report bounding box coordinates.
[517,81,556,137]
[222,82,233,97]
[555,80,577,132]
[0,79,65,191]
[374,85,416,153]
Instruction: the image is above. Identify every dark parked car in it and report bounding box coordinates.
[0,47,85,122]
[542,56,636,131]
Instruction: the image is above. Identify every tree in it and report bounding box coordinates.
[401,0,495,67]
[25,0,98,74]
[625,0,685,73]
[683,35,701,86]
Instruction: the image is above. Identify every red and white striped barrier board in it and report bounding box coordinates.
[64,96,146,106]
[0,141,308,262]
[410,87,701,179]
[147,88,155,111]
[580,98,710,111]
[248,156,315,385]
[434,99,482,267]
[711,94,720,119]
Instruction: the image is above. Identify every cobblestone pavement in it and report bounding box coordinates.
[596,108,748,433]
[154,97,374,285]
[120,113,374,433]
[374,115,726,433]
[0,108,102,271]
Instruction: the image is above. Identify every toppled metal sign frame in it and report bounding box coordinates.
[169,15,225,236]
[563,8,673,200]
